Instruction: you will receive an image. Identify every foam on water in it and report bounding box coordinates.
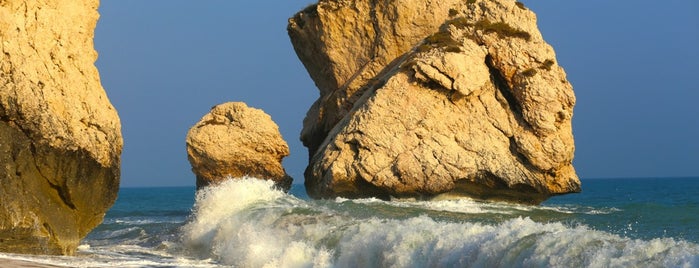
[0,248,221,268]
[180,178,699,267]
[336,194,621,217]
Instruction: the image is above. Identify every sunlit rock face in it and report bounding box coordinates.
[0,0,123,255]
[289,0,580,204]
[186,102,292,190]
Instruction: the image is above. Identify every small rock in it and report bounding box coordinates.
[186,102,292,190]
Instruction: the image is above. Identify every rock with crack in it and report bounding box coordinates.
[289,0,580,204]
[0,0,122,255]
[186,102,292,190]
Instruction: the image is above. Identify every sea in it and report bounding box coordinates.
[1,177,698,267]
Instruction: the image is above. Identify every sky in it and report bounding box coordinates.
[94,0,699,187]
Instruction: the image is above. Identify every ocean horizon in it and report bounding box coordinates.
[1,177,697,267]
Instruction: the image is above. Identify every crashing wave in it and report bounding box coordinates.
[179,178,699,267]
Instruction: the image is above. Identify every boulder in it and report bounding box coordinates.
[289,0,580,204]
[186,102,292,190]
[0,0,122,255]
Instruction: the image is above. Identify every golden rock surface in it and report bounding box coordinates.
[289,0,580,204]
[0,0,122,255]
[186,102,292,190]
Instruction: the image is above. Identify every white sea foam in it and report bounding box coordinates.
[112,218,179,225]
[0,248,221,268]
[336,197,492,214]
[181,177,333,267]
[180,178,699,267]
[335,193,621,217]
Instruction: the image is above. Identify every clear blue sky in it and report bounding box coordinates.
[94,0,699,187]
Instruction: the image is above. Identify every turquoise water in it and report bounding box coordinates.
[1,177,698,267]
[545,178,699,243]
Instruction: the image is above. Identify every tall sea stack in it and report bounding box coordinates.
[289,0,580,204]
[0,0,122,254]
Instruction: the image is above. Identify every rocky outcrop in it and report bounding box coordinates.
[186,102,292,190]
[0,0,122,255]
[289,0,580,204]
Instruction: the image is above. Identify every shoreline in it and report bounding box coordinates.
[0,255,64,268]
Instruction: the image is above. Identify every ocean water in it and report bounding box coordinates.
[1,177,698,267]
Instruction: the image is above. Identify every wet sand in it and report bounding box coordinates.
[0,256,63,268]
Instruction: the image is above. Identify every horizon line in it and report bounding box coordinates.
[117,176,699,189]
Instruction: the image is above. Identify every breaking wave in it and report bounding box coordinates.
[180,178,699,267]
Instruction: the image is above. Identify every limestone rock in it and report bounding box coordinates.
[289,0,464,157]
[289,0,580,204]
[0,0,122,255]
[186,102,292,190]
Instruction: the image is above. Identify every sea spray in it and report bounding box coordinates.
[180,177,334,267]
[179,178,699,267]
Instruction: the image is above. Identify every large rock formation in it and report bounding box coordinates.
[186,102,292,190]
[289,0,580,204]
[0,0,122,255]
